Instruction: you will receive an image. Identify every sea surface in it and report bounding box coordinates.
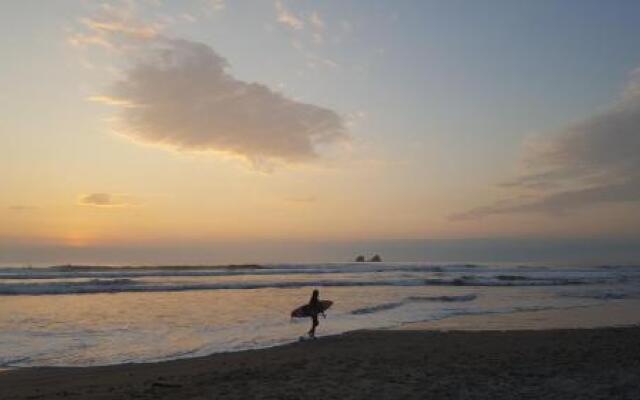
[1,262,639,368]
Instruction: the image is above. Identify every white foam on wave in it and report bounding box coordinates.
[0,275,612,295]
[0,263,469,280]
[0,263,636,296]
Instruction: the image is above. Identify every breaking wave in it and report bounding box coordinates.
[351,294,478,315]
[351,302,405,315]
[0,264,469,280]
[0,275,608,295]
[0,263,636,296]
[406,294,477,302]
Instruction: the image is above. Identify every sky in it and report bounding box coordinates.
[2,0,640,265]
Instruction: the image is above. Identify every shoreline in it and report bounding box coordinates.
[3,299,640,371]
[3,323,640,399]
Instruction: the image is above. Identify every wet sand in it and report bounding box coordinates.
[402,300,640,331]
[2,325,640,399]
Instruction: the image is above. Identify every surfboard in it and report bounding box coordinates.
[290,300,333,318]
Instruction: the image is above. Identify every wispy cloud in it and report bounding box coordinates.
[309,11,324,44]
[87,95,141,108]
[289,34,339,70]
[180,13,197,23]
[309,11,324,31]
[68,2,161,50]
[208,0,225,12]
[451,69,640,220]
[8,205,38,212]
[275,0,304,30]
[79,193,137,207]
[80,17,158,39]
[271,3,338,68]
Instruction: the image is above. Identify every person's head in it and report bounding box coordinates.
[312,289,319,299]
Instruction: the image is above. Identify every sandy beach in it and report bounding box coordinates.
[2,324,640,400]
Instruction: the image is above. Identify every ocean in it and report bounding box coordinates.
[1,262,639,368]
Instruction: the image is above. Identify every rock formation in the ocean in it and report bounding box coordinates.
[355,255,365,262]
[370,254,382,262]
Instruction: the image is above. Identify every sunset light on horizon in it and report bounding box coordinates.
[3,0,640,265]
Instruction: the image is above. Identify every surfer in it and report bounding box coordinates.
[291,289,332,339]
[307,289,324,338]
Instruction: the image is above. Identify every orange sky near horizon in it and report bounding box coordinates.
[2,0,640,264]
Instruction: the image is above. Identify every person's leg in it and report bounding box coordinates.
[308,314,319,337]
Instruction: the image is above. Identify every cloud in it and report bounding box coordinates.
[312,33,324,45]
[275,1,304,30]
[309,11,325,31]
[180,13,197,23]
[271,3,338,68]
[73,3,347,169]
[208,0,225,11]
[309,11,324,44]
[81,18,158,39]
[68,3,161,49]
[87,95,140,108]
[95,38,346,167]
[79,193,136,207]
[305,53,339,69]
[452,70,640,220]
[289,38,339,70]
[8,206,38,212]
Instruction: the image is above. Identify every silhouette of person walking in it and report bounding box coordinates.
[306,289,324,338]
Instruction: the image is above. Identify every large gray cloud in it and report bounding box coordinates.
[100,38,346,167]
[451,71,640,220]
[72,3,347,168]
